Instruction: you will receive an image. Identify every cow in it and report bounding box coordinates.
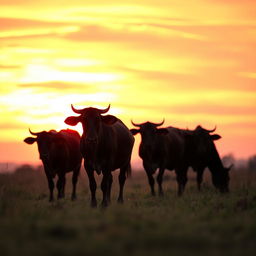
[64,104,134,208]
[130,121,231,196]
[130,120,182,196]
[24,129,82,201]
[187,125,232,193]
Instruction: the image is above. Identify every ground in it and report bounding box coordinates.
[0,166,256,256]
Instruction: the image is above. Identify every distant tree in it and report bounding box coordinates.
[248,155,256,171]
[35,165,44,172]
[222,154,235,167]
[15,164,35,175]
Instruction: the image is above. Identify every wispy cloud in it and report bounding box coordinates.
[0,64,21,69]
[18,81,96,91]
[238,72,256,79]
[0,17,70,31]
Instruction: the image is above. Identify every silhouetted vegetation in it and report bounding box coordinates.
[222,153,235,167]
[0,165,256,256]
[248,155,256,171]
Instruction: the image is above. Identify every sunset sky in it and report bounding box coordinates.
[0,0,256,167]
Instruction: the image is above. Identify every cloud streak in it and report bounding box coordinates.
[0,64,21,69]
[18,81,96,91]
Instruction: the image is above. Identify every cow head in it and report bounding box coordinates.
[130,120,168,159]
[192,125,221,155]
[193,125,231,192]
[24,129,57,161]
[130,119,168,138]
[212,164,232,193]
[65,104,117,158]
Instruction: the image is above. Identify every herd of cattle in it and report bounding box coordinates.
[24,104,232,207]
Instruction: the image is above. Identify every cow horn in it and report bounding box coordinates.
[204,126,217,133]
[29,128,41,136]
[153,118,165,127]
[131,120,143,127]
[71,104,85,114]
[98,104,111,114]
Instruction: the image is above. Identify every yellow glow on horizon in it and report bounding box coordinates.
[0,0,256,162]
[19,64,122,84]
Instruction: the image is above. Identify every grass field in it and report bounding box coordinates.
[0,166,256,256]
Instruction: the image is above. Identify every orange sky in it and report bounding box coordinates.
[0,0,256,167]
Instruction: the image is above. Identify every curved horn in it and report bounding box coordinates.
[71,104,85,114]
[98,104,110,114]
[204,126,217,133]
[29,128,41,136]
[152,118,165,127]
[131,119,143,127]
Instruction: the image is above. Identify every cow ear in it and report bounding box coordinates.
[211,134,221,140]
[64,116,80,126]
[101,115,118,125]
[157,128,169,135]
[130,129,140,135]
[24,137,37,144]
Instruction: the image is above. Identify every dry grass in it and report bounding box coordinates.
[0,166,256,256]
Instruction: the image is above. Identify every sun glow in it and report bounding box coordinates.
[0,0,256,164]
[19,64,122,84]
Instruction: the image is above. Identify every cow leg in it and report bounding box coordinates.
[117,167,127,204]
[145,170,155,196]
[57,176,61,199]
[62,176,66,198]
[57,174,65,199]
[86,169,97,208]
[71,166,80,201]
[175,167,188,196]
[157,168,165,196]
[101,172,111,208]
[143,162,156,196]
[45,171,54,202]
[196,168,204,191]
[107,173,113,204]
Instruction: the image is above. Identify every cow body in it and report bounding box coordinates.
[131,122,187,196]
[24,129,82,201]
[131,122,230,196]
[65,105,134,207]
[185,126,231,193]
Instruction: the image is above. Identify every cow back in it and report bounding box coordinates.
[49,130,82,173]
[95,119,134,171]
[165,127,187,169]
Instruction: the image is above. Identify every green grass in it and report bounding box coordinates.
[0,167,256,256]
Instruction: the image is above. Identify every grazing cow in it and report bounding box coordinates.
[186,125,232,193]
[64,104,134,207]
[131,122,231,196]
[24,129,82,201]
